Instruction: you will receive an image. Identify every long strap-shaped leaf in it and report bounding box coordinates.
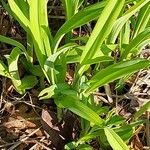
[0,60,10,78]
[121,27,150,59]
[55,95,104,126]
[53,1,106,52]
[80,0,125,64]
[38,0,52,56]
[28,0,46,66]
[61,0,76,20]
[8,0,30,32]
[134,101,150,120]
[108,0,150,44]
[104,127,129,150]
[86,59,150,93]
[5,47,23,94]
[0,35,32,62]
[133,2,150,38]
[0,35,26,52]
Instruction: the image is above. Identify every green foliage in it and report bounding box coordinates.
[104,127,129,150]
[86,59,149,93]
[1,0,150,149]
[134,101,150,120]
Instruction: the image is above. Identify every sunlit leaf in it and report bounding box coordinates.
[104,127,129,150]
[56,95,104,126]
[134,101,150,120]
[86,59,150,93]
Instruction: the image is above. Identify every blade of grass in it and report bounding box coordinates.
[27,0,52,83]
[0,60,10,78]
[108,0,150,44]
[0,35,26,52]
[133,2,150,38]
[80,0,125,64]
[8,0,30,32]
[0,35,32,62]
[104,127,129,150]
[5,47,23,94]
[13,0,29,19]
[61,0,75,20]
[134,101,150,120]
[76,0,125,81]
[86,59,150,93]
[53,1,105,52]
[56,95,104,126]
[39,0,52,56]
[28,0,46,65]
[121,27,150,59]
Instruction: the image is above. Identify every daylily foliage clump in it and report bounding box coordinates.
[0,0,150,149]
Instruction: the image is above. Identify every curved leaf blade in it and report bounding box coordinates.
[20,75,38,90]
[108,0,150,44]
[104,127,129,150]
[86,59,150,93]
[56,95,104,126]
[5,47,23,94]
[53,1,105,51]
[134,101,150,120]
[121,27,150,59]
[0,60,10,77]
[133,2,150,38]
[80,0,125,64]
[0,35,26,52]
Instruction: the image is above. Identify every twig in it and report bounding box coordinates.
[48,15,65,19]
[146,111,150,147]
[29,137,45,150]
[104,84,113,103]
[35,141,52,150]
[8,127,42,150]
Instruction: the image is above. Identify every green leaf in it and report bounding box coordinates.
[120,20,130,46]
[8,0,30,31]
[108,0,150,43]
[21,57,44,77]
[20,75,38,90]
[114,125,133,141]
[5,47,23,94]
[0,35,26,52]
[133,2,150,38]
[55,95,104,126]
[78,128,103,143]
[80,0,125,64]
[28,0,46,66]
[0,34,30,62]
[44,43,77,83]
[61,0,76,20]
[83,56,113,65]
[121,27,150,59]
[0,60,10,77]
[38,0,52,56]
[106,115,125,126]
[104,127,129,150]
[77,144,93,150]
[39,83,70,100]
[65,142,77,150]
[134,101,150,120]
[86,59,150,93]
[53,1,105,51]
[65,47,83,63]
